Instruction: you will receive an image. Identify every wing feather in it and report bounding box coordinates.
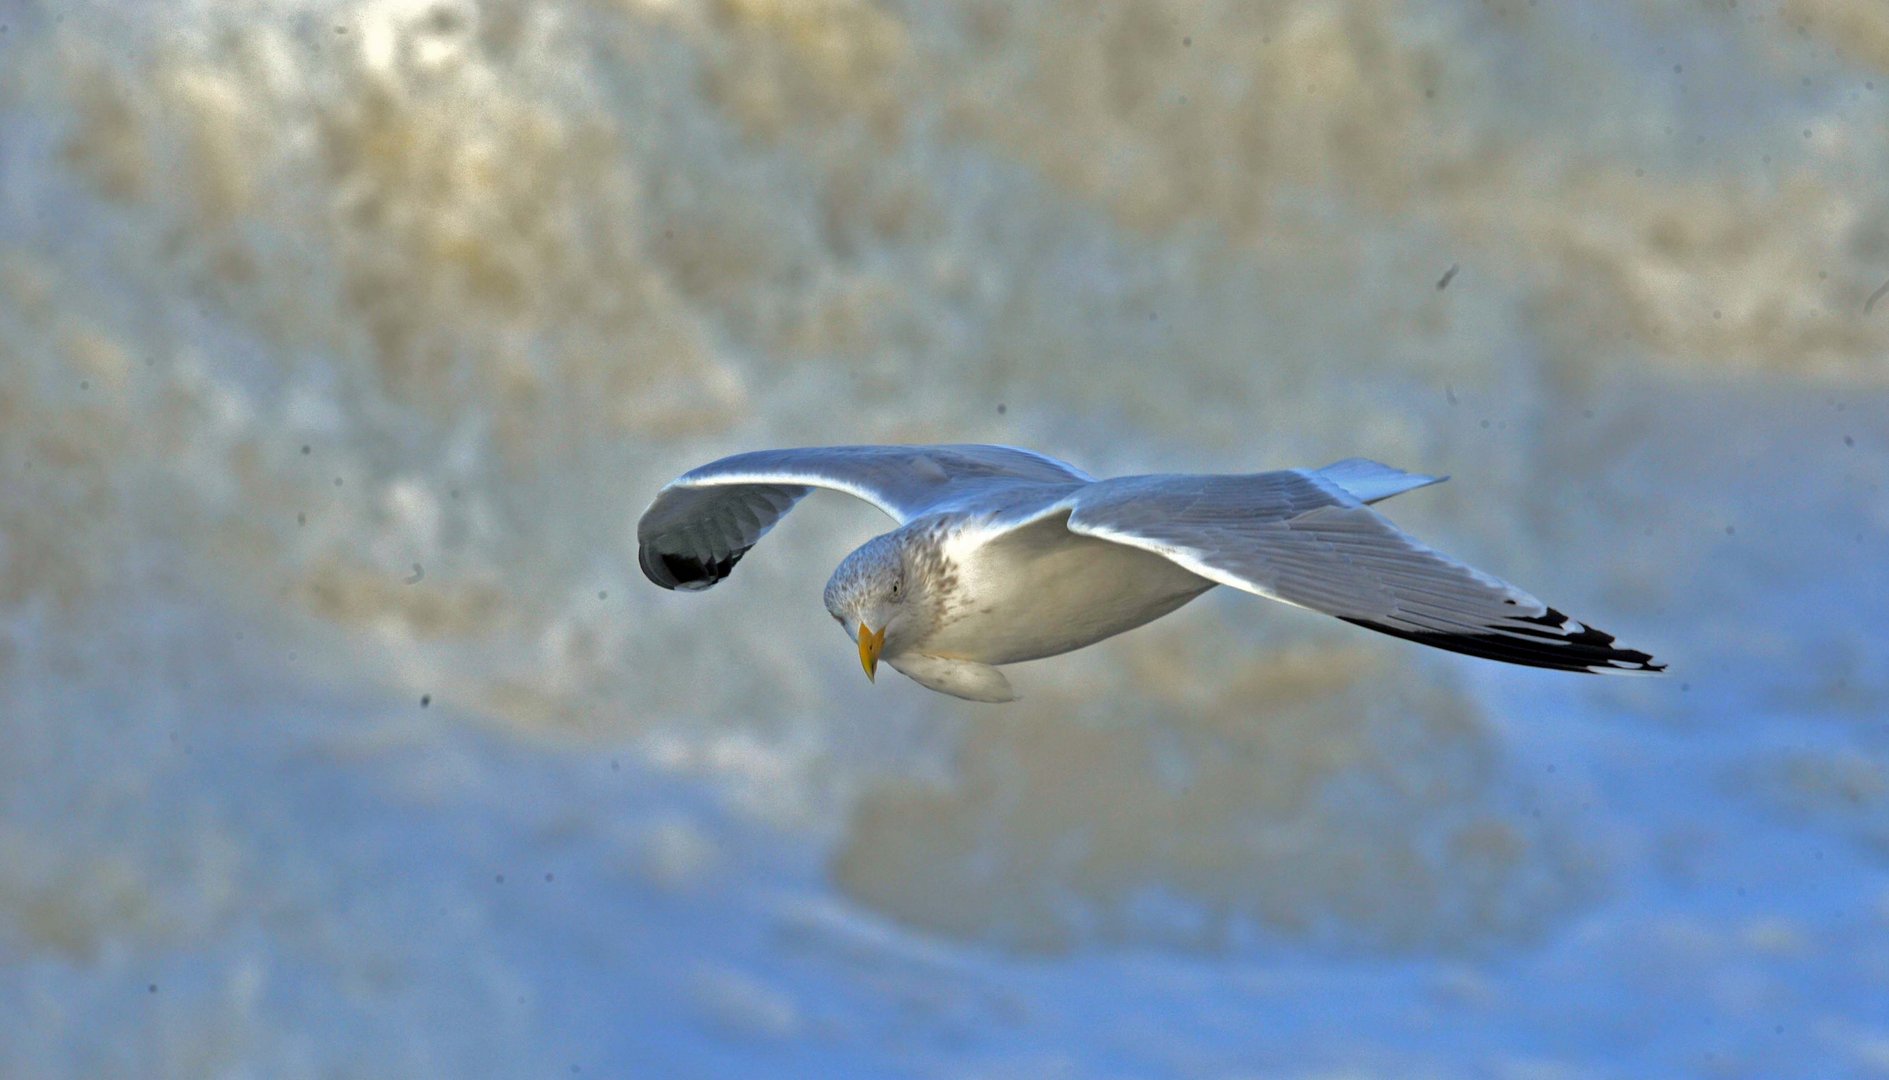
[1066,469,1663,674]
[637,444,1091,591]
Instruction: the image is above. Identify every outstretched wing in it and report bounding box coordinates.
[638,444,1093,591]
[1065,468,1663,674]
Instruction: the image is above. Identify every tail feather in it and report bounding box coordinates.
[1315,458,1447,505]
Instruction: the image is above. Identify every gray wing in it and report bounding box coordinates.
[638,444,1092,591]
[1066,468,1664,674]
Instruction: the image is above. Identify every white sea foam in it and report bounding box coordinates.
[2,0,1888,1074]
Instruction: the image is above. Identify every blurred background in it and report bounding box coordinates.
[1,0,1886,1075]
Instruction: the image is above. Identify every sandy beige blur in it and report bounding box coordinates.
[2,0,1885,966]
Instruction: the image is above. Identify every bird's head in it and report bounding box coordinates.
[824,532,920,682]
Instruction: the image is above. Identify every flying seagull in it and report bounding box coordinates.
[637,444,1664,702]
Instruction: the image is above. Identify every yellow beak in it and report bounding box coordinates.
[857,622,887,682]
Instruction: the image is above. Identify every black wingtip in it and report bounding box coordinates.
[1340,610,1666,675]
[639,544,748,591]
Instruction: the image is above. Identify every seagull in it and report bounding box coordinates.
[637,444,1664,702]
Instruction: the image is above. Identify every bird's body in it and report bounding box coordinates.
[910,509,1213,664]
[637,444,1664,701]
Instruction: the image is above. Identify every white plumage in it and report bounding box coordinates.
[638,444,1664,701]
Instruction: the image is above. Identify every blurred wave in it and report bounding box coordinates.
[3,0,1888,1073]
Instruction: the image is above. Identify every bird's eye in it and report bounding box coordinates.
[889,578,902,599]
